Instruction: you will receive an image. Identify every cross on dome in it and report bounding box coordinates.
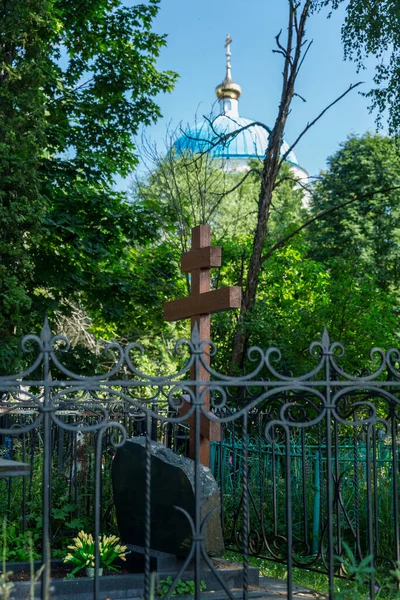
[215,34,242,116]
[225,34,232,80]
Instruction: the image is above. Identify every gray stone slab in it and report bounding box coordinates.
[124,543,185,572]
[259,576,327,598]
[9,560,259,600]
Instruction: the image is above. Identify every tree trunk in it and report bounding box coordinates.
[231,1,311,371]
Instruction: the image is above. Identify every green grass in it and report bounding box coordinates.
[224,551,400,599]
[224,550,330,594]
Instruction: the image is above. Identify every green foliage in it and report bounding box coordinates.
[0,441,95,561]
[224,550,330,595]
[280,133,400,371]
[0,509,83,563]
[132,152,312,371]
[157,576,206,597]
[0,523,41,563]
[0,0,54,370]
[247,246,399,373]
[0,519,14,600]
[133,139,400,374]
[225,550,400,599]
[0,518,45,599]
[0,0,177,370]
[211,178,398,373]
[335,542,376,599]
[313,0,400,135]
[333,546,400,597]
[309,134,400,290]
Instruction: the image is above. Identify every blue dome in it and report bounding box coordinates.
[173,113,300,167]
[171,34,306,174]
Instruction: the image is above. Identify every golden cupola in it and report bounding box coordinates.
[215,34,242,115]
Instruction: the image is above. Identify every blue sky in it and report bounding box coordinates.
[131,1,382,184]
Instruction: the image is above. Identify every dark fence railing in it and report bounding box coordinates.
[211,433,399,573]
[1,320,400,599]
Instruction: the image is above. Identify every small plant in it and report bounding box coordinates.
[335,542,376,599]
[0,521,41,563]
[373,561,400,598]
[389,561,400,586]
[0,571,14,600]
[0,518,14,600]
[157,575,206,597]
[64,530,127,576]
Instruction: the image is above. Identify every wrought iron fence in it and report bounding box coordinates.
[212,431,399,573]
[1,319,400,599]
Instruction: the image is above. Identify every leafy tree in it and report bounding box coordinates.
[132,3,400,375]
[217,0,361,370]
[0,0,177,370]
[131,150,317,370]
[313,0,400,134]
[248,250,399,375]
[133,133,400,375]
[211,236,399,376]
[0,0,54,367]
[308,134,400,291]
[231,132,400,374]
[134,146,263,250]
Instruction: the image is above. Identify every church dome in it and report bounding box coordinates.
[173,114,300,167]
[172,35,306,178]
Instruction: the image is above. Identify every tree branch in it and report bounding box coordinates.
[283,4,294,86]
[261,185,400,263]
[207,169,262,213]
[275,30,288,57]
[273,173,313,192]
[278,81,363,167]
[50,78,94,104]
[296,39,313,77]
[180,117,272,163]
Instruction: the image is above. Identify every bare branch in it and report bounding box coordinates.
[291,0,300,35]
[50,78,94,104]
[278,81,363,168]
[273,49,290,60]
[275,30,287,56]
[293,92,307,102]
[273,173,314,193]
[296,39,313,76]
[180,118,272,164]
[283,4,294,87]
[207,169,262,213]
[261,185,400,263]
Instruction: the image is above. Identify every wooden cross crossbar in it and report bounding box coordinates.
[164,225,241,466]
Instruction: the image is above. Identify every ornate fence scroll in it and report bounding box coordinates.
[1,319,400,599]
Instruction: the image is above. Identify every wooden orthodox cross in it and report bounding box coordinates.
[164,225,241,467]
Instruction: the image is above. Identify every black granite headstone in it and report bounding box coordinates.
[112,438,224,557]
